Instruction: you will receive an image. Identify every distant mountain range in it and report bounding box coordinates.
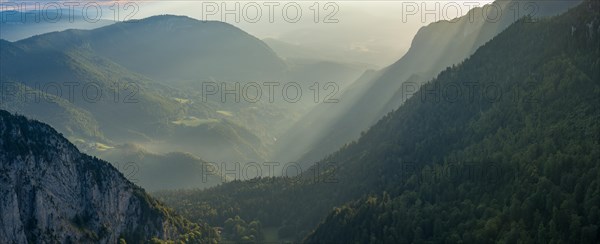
[83,15,287,85]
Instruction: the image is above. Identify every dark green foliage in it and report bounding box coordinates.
[158,1,600,243]
[305,1,600,242]
[155,178,326,241]
[221,215,263,243]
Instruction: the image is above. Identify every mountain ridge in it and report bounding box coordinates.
[0,109,219,243]
[274,0,583,166]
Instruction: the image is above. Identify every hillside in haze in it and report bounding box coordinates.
[99,143,225,191]
[0,14,369,190]
[0,33,274,166]
[0,110,218,243]
[273,0,583,166]
[157,1,600,242]
[0,17,273,190]
[86,15,286,85]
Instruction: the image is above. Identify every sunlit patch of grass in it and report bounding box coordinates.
[216,110,233,117]
[95,142,114,151]
[172,116,219,127]
[173,97,193,104]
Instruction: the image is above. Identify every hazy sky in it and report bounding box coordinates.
[1,0,495,66]
[133,1,494,66]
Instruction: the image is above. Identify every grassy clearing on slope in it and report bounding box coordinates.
[171,116,219,127]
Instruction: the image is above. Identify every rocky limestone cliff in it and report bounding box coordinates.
[0,110,208,243]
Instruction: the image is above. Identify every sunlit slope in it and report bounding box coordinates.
[275,0,582,166]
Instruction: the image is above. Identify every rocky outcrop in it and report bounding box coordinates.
[0,110,185,243]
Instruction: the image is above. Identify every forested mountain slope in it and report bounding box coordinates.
[274,0,582,165]
[305,2,600,242]
[157,1,600,242]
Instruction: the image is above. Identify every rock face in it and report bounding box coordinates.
[0,110,180,243]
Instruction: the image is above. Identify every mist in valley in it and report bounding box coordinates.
[1,0,598,243]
